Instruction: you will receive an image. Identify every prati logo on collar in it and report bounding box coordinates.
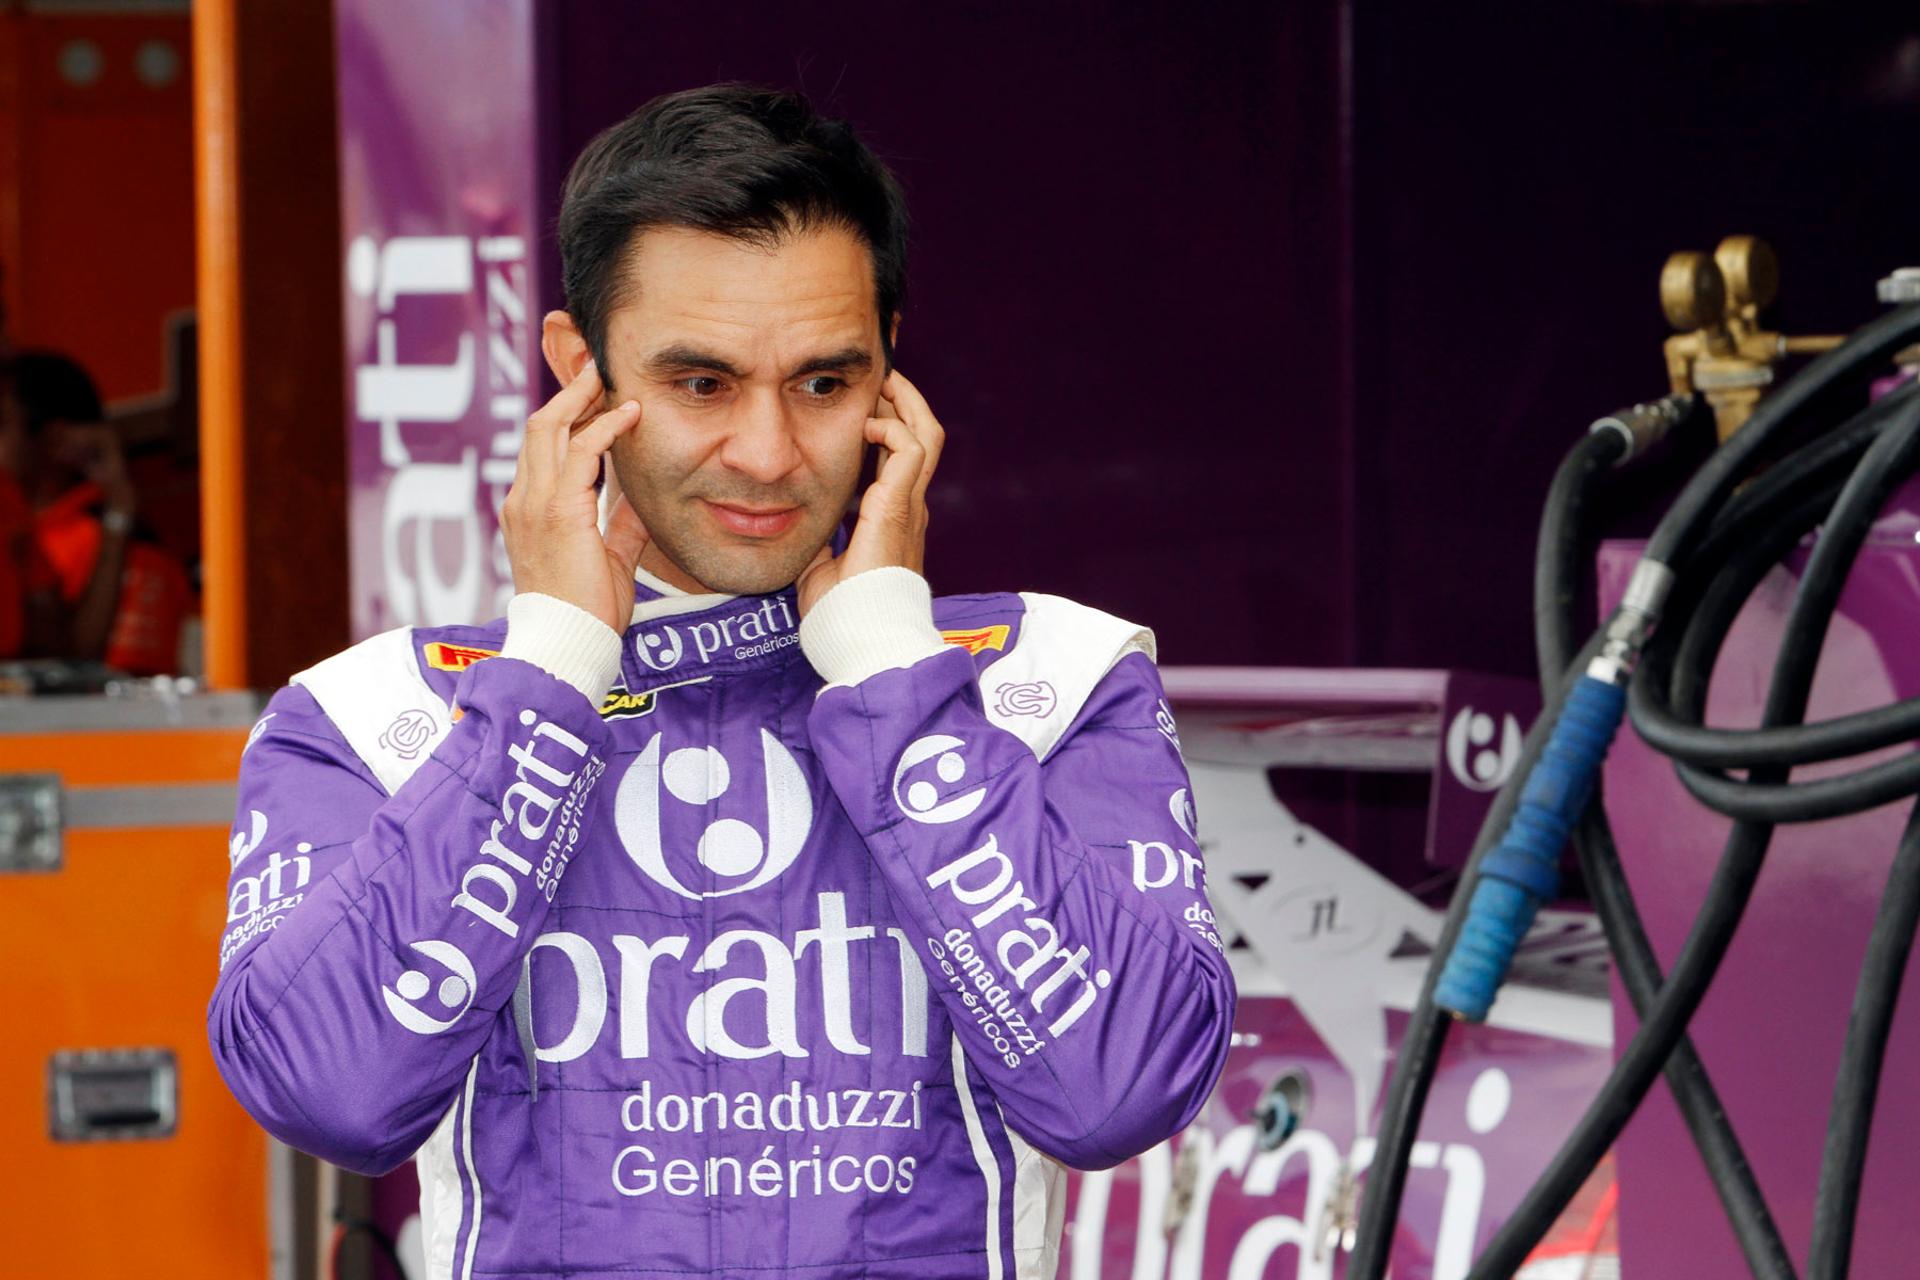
[635,625,686,672]
[613,729,813,898]
[633,598,798,673]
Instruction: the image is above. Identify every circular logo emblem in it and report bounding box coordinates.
[992,680,1058,718]
[1445,706,1522,792]
[378,708,439,761]
[635,625,685,672]
[381,939,477,1035]
[614,730,813,898]
[892,734,988,826]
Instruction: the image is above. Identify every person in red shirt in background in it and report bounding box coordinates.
[0,351,193,674]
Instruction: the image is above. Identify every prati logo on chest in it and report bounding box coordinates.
[614,728,814,898]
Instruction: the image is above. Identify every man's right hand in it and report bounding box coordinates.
[500,363,651,634]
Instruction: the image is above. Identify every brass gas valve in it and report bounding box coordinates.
[1661,235,1844,442]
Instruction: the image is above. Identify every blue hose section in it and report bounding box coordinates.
[1435,675,1627,1021]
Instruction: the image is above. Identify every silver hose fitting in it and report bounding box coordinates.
[1587,558,1675,686]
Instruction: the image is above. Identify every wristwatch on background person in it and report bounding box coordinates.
[101,507,134,535]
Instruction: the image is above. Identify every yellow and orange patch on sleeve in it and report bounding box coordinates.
[423,641,500,672]
[939,624,1011,655]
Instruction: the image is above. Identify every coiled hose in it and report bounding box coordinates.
[1348,302,1920,1280]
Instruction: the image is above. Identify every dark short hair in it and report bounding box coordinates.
[557,83,909,386]
[7,350,103,436]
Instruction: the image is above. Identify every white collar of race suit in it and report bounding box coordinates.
[629,563,735,625]
[623,520,851,626]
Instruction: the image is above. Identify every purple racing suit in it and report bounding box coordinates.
[209,567,1235,1279]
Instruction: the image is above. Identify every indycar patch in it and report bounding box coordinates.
[600,685,658,721]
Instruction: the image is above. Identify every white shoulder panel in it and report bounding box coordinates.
[290,626,454,796]
[982,593,1155,761]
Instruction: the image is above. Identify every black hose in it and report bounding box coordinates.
[1667,395,1920,823]
[1354,303,1920,1280]
[1533,428,1626,674]
[1535,430,1796,1280]
[1806,799,1920,1280]
[1630,383,1920,770]
[1677,752,1920,824]
[1346,625,1609,1280]
[1465,389,1920,1279]
[1355,420,1845,1280]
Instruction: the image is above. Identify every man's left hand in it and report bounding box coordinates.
[796,369,944,616]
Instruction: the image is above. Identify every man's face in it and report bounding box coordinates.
[598,223,883,596]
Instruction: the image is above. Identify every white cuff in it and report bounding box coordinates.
[799,566,948,687]
[500,593,623,702]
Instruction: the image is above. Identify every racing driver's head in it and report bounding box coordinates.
[540,83,908,597]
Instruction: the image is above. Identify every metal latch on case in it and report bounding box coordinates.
[48,1048,179,1141]
[0,773,62,873]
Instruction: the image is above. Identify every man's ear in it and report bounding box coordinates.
[888,310,901,355]
[541,310,595,388]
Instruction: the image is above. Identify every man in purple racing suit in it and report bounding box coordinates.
[209,84,1234,1279]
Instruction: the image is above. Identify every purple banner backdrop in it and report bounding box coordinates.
[336,0,538,640]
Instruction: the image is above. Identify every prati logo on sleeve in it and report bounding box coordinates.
[381,939,478,1034]
[219,815,316,970]
[243,712,276,756]
[1155,699,1182,749]
[1129,789,1207,897]
[613,729,813,898]
[891,735,988,826]
[229,808,269,869]
[1171,787,1198,841]
[381,708,600,1034]
[1445,706,1523,791]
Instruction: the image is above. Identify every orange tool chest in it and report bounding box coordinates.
[0,688,275,1277]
